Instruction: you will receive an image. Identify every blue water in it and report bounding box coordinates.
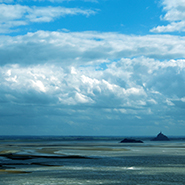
[0,136,185,185]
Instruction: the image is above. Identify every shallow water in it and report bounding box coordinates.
[0,137,185,185]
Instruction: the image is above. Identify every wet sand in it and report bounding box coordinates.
[0,137,185,184]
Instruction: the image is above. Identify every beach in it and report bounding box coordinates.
[0,136,185,185]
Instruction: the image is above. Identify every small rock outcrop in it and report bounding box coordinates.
[120,138,143,143]
[151,132,170,141]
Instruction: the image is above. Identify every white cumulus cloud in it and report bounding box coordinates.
[151,0,185,33]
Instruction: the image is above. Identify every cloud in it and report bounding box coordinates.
[1,30,185,66]
[0,0,13,2]
[34,0,98,2]
[1,30,185,128]
[0,0,98,3]
[1,54,185,135]
[26,6,96,22]
[0,4,97,33]
[1,1,185,135]
[151,21,185,33]
[151,0,185,33]
[1,56,185,111]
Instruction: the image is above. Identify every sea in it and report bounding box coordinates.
[0,136,185,185]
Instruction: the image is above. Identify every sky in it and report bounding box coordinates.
[1,0,185,136]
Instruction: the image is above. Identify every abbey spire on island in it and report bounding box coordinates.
[151,132,170,141]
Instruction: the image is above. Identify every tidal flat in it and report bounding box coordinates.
[0,136,185,185]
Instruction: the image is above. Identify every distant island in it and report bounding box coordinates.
[120,138,143,143]
[151,132,170,141]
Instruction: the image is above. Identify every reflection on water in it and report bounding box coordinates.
[0,136,185,185]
